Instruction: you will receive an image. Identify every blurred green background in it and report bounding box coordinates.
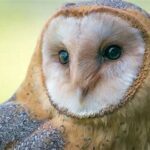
[0,0,150,103]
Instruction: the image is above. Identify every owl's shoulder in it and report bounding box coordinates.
[0,100,64,149]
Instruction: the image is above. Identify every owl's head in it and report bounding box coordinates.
[41,1,150,118]
[16,0,150,119]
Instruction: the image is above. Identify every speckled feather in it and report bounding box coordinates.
[14,122,64,150]
[0,101,64,149]
[64,0,150,18]
[0,101,42,149]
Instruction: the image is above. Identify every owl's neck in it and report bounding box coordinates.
[50,105,150,150]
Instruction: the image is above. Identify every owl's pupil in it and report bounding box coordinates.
[59,50,69,64]
[103,45,122,60]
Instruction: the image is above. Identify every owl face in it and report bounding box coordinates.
[42,12,145,118]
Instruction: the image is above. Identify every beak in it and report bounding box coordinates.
[70,61,100,97]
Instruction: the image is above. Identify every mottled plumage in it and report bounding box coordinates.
[64,0,150,18]
[0,0,150,149]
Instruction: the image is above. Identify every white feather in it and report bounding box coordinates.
[42,13,145,117]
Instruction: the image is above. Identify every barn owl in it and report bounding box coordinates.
[0,0,150,149]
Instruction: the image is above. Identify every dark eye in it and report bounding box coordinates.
[59,50,69,64]
[103,45,122,60]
